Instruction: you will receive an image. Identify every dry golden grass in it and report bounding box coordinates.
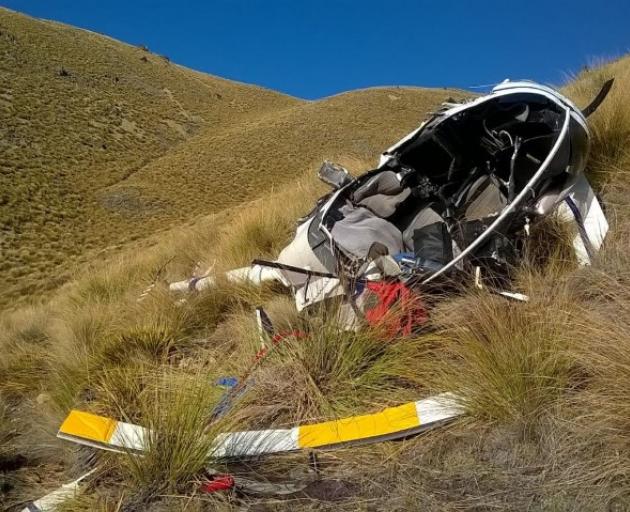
[0,6,302,307]
[0,7,457,308]
[563,56,630,181]
[2,15,630,510]
[237,316,430,428]
[427,288,576,432]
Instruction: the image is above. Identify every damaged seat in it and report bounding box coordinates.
[400,204,457,271]
[331,203,404,259]
[353,170,411,218]
[458,175,507,221]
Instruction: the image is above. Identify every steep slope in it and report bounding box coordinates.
[0,8,299,303]
[110,86,456,225]
[0,8,457,306]
[1,55,629,512]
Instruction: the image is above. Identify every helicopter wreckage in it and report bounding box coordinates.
[43,80,615,509]
[171,79,611,332]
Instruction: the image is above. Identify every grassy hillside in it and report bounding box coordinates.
[116,87,456,222]
[3,7,630,511]
[0,7,456,307]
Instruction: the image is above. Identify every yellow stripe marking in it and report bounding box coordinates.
[59,410,118,444]
[298,402,419,448]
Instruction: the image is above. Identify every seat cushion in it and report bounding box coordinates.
[352,171,403,203]
[331,204,403,259]
[359,188,411,218]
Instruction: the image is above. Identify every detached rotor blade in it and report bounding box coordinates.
[582,78,614,118]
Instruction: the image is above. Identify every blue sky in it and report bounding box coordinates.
[3,0,629,99]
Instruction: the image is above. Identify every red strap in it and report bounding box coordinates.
[364,281,427,338]
[271,330,307,344]
[254,330,306,362]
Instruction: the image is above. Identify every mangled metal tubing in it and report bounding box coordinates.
[164,79,610,333]
[169,264,285,292]
[423,106,571,284]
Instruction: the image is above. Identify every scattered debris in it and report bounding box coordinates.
[200,473,235,493]
[171,79,612,330]
[50,78,616,505]
[21,469,96,512]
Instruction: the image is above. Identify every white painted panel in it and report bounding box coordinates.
[415,393,463,425]
[110,421,148,452]
[211,428,299,457]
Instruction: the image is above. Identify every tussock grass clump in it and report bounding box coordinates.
[0,306,57,397]
[0,398,17,462]
[73,258,153,305]
[178,282,267,335]
[112,370,228,498]
[116,321,182,360]
[241,315,430,426]
[0,343,50,399]
[46,303,192,416]
[429,281,577,431]
[564,57,630,181]
[0,305,52,345]
[568,276,630,452]
[104,297,193,360]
